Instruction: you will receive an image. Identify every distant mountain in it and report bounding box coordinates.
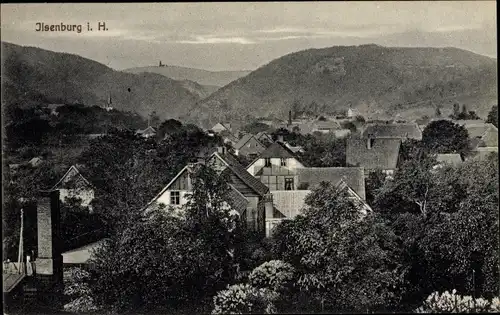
[1,42,203,120]
[187,44,497,128]
[123,65,251,87]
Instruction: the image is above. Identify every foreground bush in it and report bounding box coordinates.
[248,260,295,292]
[212,284,278,314]
[415,290,500,313]
[63,267,99,313]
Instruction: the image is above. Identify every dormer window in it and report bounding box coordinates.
[264,158,271,167]
[280,158,287,166]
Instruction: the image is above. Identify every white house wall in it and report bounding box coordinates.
[156,190,191,207]
[247,157,304,176]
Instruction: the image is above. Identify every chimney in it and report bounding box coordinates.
[288,110,292,126]
[35,190,63,307]
[367,134,374,149]
[217,146,226,155]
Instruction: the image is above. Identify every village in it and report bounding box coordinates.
[3,99,499,314]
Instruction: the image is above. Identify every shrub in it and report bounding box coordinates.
[63,267,99,313]
[212,284,278,314]
[415,290,500,313]
[248,260,295,292]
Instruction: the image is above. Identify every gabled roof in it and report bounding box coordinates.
[257,141,300,159]
[51,165,93,190]
[296,167,366,200]
[362,123,422,140]
[234,134,263,150]
[255,131,273,142]
[346,138,401,170]
[136,126,156,135]
[464,123,497,139]
[144,164,192,210]
[435,153,463,166]
[212,122,231,131]
[211,152,270,196]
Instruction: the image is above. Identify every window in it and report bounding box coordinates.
[280,158,287,166]
[264,158,271,167]
[170,191,180,205]
[284,178,294,191]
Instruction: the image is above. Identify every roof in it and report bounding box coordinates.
[255,131,273,142]
[62,239,107,264]
[226,185,249,215]
[213,152,270,196]
[464,123,497,139]
[51,165,93,190]
[333,129,352,138]
[314,120,341,130]
[454,119,486,126]
[234,134,263,150]
[435,154,463,166]
[362,123,422,140]
[136,126,156,135]
[3,272,25,293]
[470,147,498,161]
[296,167,366,199]
[212,122,231,131]
[346,138,401,170]
[257,141,300,159]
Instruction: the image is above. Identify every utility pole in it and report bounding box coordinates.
[17,208,24,274]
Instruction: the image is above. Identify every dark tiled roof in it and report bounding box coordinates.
[362,123,422,140]
[226,185,249,215]
[255,131,273,142]
[257,142,300,159]
[296,167,366,199]
[346,138,401,170]
[219,153,270,196]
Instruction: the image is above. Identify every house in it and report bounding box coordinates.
[234,134,267,157]
[136,126,157,138]
[434,153,463,168]
[218,129,239,146]
[346,137,401,176]
[212,123,232,134]
[265,169,371,237]
[51,165,95,211]
[255,131,274,145]
[246,142,305,191]
[312,120,341,134]
[361,123,422,140]
[462,123,498,148]
[333,129,352,138]
[283,142,305,154]
[143,149,272,235]
[468,147,498,162]
[62,239,107,267]
[28,157,43,167]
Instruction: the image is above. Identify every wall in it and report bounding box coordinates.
[247,157,304,176]
[59,188,94,208]
[156,190,191,207]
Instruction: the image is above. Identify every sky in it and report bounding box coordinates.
[1,2,497,71]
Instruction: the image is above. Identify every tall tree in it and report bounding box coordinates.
[486,105,498,127]
[272,182,402,313]
[421,120,469,154]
